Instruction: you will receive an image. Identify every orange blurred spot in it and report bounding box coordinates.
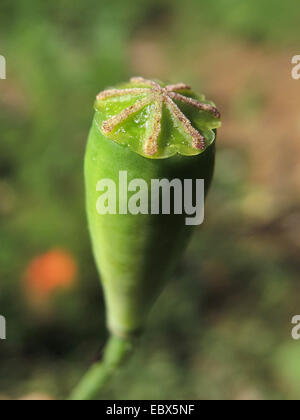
[24,249,77,297]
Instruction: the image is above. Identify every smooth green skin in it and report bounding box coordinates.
[85,118,216,338]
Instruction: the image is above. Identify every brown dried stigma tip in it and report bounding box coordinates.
[97,78,220,156]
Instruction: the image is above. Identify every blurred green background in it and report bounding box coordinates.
[1,0,300,400]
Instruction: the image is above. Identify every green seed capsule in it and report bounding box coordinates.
[85,77,221,338]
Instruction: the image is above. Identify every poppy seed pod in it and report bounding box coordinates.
[85,77,221,338]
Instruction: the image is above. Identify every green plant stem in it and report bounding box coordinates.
[69,335,135,400]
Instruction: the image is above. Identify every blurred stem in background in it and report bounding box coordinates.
[70,335,134,400]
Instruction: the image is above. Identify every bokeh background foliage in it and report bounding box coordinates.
[1,0,300,400]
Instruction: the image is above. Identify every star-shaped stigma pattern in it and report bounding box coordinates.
[97,77,221,157]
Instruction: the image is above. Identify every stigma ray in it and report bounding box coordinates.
[168,91,221,118]
[102,96,154,134]
[144,98,163,156]
[97,88,150,101]
[164,96,205,150]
